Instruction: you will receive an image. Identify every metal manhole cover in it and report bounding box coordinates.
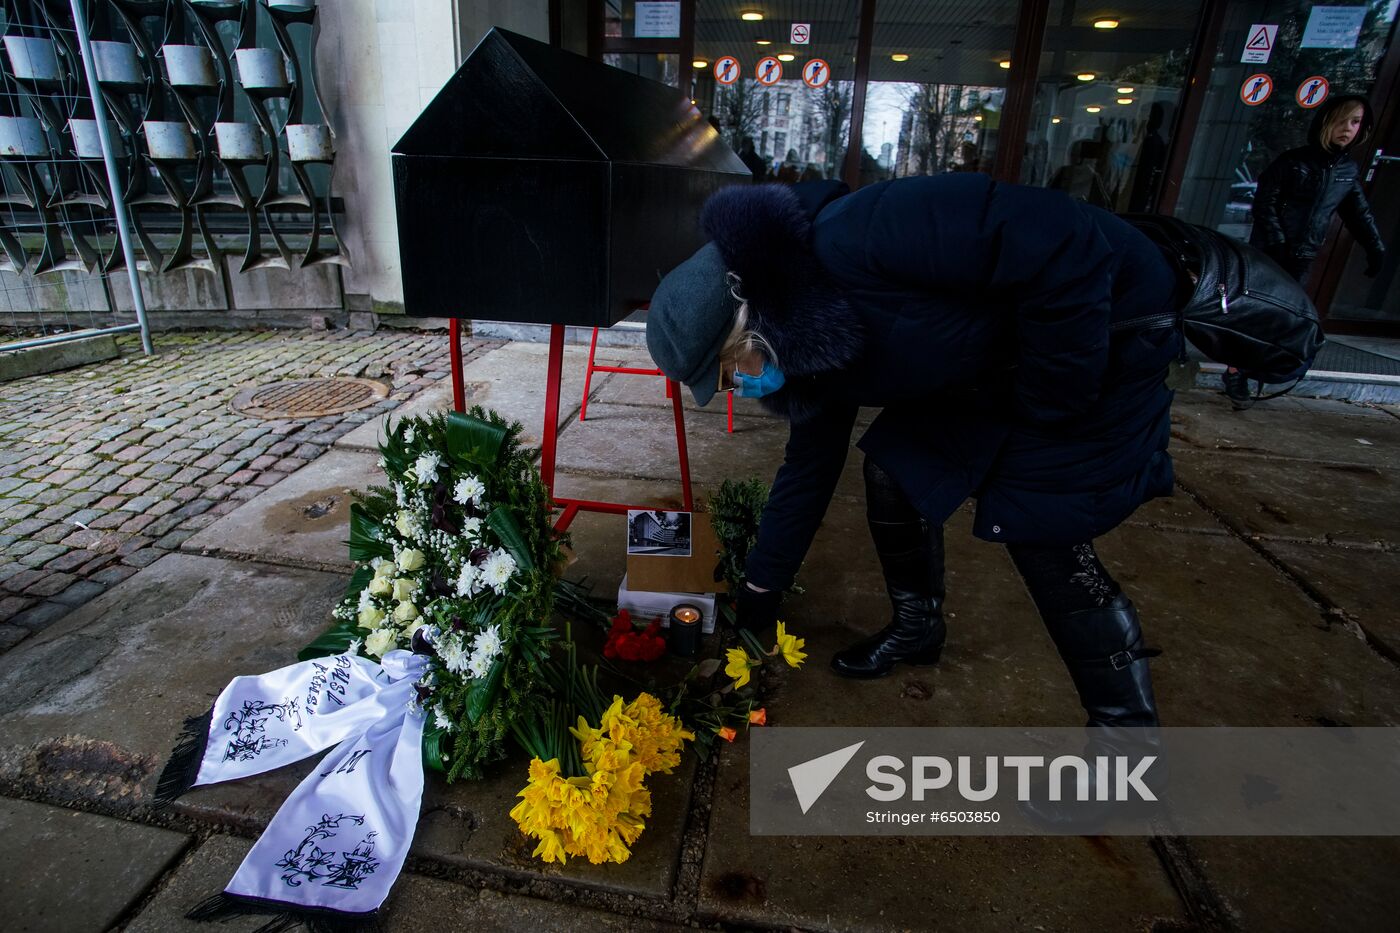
[232,377,388,419]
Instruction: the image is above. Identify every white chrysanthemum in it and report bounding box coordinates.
[393,482,407,507]
[453,475,485,506]
[459,516,483,541]
[471,623,503,659]
[466,649,493,679]
[413,451,441,486]
[378,455,388,470]
[404,425,416,444]
[455,562,480,598]
[357,587,375,612]
[346,637,362,657]
[433,705,454,732]
[480,549,517,595]
[437,636,470,674]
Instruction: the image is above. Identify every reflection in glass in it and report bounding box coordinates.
[692,1,861,181]
[859,2,1021,185]
[1022,1,1199,212]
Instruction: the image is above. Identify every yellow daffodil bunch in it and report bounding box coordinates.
[511,691,693,865]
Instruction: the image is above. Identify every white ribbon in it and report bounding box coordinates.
[189,649,428,917]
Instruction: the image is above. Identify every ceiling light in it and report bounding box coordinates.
[756,38,772,45]
[1086,105,1102,113]
[1117,97,1134,104]
[693,59,708,68]
[778,52,795,61]
[1051,116,1062,124]
[1094,18,1120,29]
[891,53,909,62]
[1077,72,1096,81]
[1117,86,1134,94]
[999,60,1011,69]
[741,11,764,21]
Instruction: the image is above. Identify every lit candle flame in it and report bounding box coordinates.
[674,607,700,624]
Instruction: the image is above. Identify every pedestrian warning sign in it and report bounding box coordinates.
[1296,75,1329,108]
[1241,23,1278,64]
[802,58,830,88]
[1240,73,1273,106]
[714,56,739,85]
[756,55,782,85]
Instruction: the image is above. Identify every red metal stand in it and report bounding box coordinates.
[449,322,694,533]
[579,325,733,432]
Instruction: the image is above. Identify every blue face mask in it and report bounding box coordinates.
[733,361,786,398]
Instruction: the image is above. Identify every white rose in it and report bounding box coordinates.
[368,576,392,597]
[372,559,394,579]
[392,578,416,602]
[365,627,396,657]
[392,601,419,624]
[394,511,416,538]
[357,605,385,630]
[402,619,424,642]
[396,548,426,573]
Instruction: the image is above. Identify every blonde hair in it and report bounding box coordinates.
[719,301,779,370]
[1319,100,1368,151]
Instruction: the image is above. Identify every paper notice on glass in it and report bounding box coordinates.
[635,2,681,38]
[1300,6,1367,49]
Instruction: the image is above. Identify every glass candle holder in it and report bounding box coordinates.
[669,603,702,658]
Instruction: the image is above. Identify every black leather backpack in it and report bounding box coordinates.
[1120,213,1324,387]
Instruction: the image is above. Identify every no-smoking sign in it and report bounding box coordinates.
[756,55,782,85]
[791,23,810,45]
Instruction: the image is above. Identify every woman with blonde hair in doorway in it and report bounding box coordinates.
[1223,94,1387,409]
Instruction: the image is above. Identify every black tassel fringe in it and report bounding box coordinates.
[154,705,214,806]
[187,892,383,933]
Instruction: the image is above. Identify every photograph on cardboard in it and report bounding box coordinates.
[626,509,693,557]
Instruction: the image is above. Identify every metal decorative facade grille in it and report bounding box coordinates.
[0,0,344,278]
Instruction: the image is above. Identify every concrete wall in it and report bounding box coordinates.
[320,0,550,318]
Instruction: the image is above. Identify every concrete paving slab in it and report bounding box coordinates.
[182,450,379,571]
[4,797,190,933]
[127,835,685,932]
[1254,540,1400,663]
[1121,488,1228,534]
[1095,524,1400,727]
[0,554,345,808]
[1170,388,1400,466]
[1181,836,1400,932]
[336,343,630,452]
[1173,454,1400,548]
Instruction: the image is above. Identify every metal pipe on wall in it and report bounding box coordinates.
[69,0,153,355]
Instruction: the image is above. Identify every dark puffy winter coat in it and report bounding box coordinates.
[699,175,1182,591]
[1250,96,1384,261]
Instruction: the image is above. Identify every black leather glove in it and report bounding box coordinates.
[735,582,781,632]
[1365,248,1385,278]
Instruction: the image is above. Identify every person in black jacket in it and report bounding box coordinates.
[1224,94,1387,407]
[645,176,1179,742]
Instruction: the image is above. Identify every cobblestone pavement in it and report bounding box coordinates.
[0,328,497,653]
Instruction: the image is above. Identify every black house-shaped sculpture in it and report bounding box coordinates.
[392,29,750,327]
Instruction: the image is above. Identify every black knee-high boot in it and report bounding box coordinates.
[1008,542,1160,727]
[1010,544,1163,827]
[831,459,946,679]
